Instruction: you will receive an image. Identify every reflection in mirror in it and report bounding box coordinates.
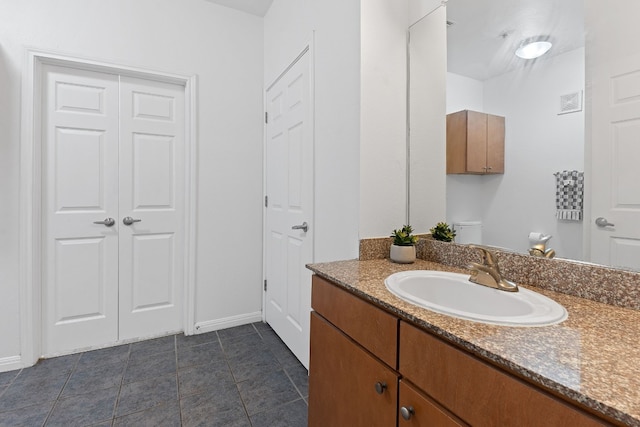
[410,0,640,272]
[446,0,585,259]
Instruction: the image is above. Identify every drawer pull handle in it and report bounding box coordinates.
[400,406,415,420]
[374,381,387,394]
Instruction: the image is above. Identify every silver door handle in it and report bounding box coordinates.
[595,217,615,227]
[292,222,308,232]
[93,218,115,227]
[123,216,142,226]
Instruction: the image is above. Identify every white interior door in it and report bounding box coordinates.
[118,76,185,340]
[589,44,640,270]
[265,51,313,368]
[43,65,185,355]
[42,65,120,354]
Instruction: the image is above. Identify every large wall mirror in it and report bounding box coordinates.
[409,0,640,272]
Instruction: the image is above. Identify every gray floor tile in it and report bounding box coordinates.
[0,372,67,412]
[178,362,235,397]
[114,399,181,427]
[0,370,20,387]
[129,335,175,358]
[124,350,176,384]
[267,339,304,369]
[3,323,305,427]
[220,332,268,359]
[62,360,126,397]
[0,401,53,427]
[14,354,80,384]
[177,341,225,369]
[249,398,308,427]
[116,374,178,417]
[284,363,309,398]
[251,321,273,334]
[45,386,118,427]
[180,382,249,427]
[77,344,130,368]
[217,324,258,341]
[227,346,281,383]
[237,369,301,416]
[176,331,219,349]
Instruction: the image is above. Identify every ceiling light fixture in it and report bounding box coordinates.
[515,37,552,60]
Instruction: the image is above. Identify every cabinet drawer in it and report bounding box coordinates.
[399,321,609,426]
[399,380,467,427]
[309,312,399,427]
[312,275,398,368]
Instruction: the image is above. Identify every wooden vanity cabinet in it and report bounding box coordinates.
[399,321,610,426]
[309,313,399,426]
[447,109,505,174]
[398,380,467,427]
[309,275,399,427]
[309,275,613,426]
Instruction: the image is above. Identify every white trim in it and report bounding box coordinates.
[194,312,263,334]
[19,49,198,366]
[0,356,23,373]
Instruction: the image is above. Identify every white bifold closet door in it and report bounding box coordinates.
[42,65,185,356]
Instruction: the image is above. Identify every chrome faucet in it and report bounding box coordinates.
[467,245,519,292]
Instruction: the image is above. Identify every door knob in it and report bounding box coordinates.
[93,218,115,227]
[595,217,615,227]
[291,222,308,232]
[400,406,415,421]
[123,216,142,226]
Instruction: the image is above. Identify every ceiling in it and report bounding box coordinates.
[205,0,273,17]
[446,0,584,81]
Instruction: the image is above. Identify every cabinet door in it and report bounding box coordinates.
[399,322,609,426]
[309,312,398,427]
[398,380,467,427]
[465,110,488,173]
[486,113,505,173]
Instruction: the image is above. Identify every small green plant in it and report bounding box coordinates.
[430,222,456,242]
[391,225,419,246]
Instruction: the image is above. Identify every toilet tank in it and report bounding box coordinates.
[453,221,482,244]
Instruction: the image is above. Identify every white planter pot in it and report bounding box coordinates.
[390,244,416,264]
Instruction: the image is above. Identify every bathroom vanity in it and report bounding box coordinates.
[307,258,640,426]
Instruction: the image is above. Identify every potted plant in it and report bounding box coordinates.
[430,222,456,242]
[390,225,419,264]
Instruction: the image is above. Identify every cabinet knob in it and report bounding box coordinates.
[400,406,415,420]
[374,381,387,394]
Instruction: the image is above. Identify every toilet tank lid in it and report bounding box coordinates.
[454,221,481,226]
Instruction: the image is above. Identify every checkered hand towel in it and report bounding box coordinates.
[554,170,584,221]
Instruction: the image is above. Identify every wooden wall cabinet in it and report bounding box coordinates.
[447,109,505,174]
[309,275,615,426]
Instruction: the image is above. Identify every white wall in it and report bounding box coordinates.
[359,0,409,238]
[446,48,585,258]
[0,0,264,367]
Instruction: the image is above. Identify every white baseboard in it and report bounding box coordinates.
[0,355,23,373]
[193,311,263,335]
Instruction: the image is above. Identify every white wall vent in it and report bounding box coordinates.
[558,91,583,115]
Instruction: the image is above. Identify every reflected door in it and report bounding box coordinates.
[590,43,640,270]
[42,65,185,356]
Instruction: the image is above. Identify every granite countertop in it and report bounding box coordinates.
[307,258,640,426]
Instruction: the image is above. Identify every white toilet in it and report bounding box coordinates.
[453,221,482,244]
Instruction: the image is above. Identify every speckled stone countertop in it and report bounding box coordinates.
[307,258,640,426]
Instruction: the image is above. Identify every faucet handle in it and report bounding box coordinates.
[468,244,498,267]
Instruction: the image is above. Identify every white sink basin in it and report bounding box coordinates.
[384,270,567,327]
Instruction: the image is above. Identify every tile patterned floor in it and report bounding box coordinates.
[0,323,308,427]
